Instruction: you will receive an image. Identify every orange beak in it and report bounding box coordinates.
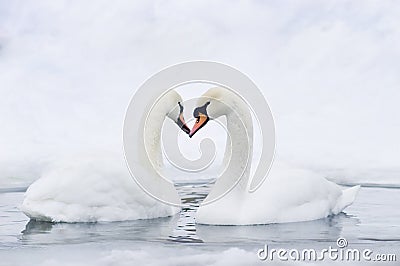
[189,113,209,138]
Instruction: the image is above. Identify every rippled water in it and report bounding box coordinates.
[0,182,399,265]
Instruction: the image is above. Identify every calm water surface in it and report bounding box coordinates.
[0,182,399,264]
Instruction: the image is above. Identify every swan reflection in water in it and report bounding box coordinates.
[21,181,360,247]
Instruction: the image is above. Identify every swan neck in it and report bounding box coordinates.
[143,112,165,171]
[225,109,253,189]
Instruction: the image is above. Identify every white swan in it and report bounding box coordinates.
[21,90,189,222]
[189,87,360,225]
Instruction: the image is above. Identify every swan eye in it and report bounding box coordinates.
[193,102,210,118]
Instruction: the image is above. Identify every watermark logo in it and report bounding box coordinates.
[257,237,397,262]
[336,237,348,248]
[123,61,275,206]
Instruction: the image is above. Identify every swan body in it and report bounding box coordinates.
[193,88,360,225]
[21,90,187,222]
[21,152,179,222]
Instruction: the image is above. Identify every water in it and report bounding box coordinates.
[0,183,399,265]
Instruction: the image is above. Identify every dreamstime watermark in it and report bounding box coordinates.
[123,61,276,206]
[257,237,397,262]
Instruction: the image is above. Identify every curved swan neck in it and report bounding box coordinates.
[203,88,254,201]
[225,103,253,190]
[124,89,182,206]
[143,91,182,171]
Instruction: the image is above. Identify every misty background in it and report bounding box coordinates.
[0,0,399,187]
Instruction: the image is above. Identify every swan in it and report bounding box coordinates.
[21,90,189,222]
[189,87,360,225]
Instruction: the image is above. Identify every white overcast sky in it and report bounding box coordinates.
[0,1,399,182]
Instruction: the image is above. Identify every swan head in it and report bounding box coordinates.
[175,102,191,134]
[189,87,235,137]
[163,91,190,135]
[189,101,210,138]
